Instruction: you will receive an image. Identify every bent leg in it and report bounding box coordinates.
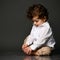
[32,46,52,56]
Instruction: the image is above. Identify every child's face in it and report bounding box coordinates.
[32,16,46,27]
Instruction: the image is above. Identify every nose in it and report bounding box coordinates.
[34,22,36,25]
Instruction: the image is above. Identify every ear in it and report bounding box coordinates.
[43,16,46,21]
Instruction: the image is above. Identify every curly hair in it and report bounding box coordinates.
[27,4,49,21]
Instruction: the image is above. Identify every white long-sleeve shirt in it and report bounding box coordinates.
[26,21,56,50]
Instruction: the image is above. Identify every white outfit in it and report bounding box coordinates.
[26,21,56,50]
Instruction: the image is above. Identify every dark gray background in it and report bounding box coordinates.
[0,0,60,54]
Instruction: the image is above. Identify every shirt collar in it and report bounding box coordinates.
[40,21,48,27]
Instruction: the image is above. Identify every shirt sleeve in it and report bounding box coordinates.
[30,26,52,50]
[25,25,34,45]
[25,35,34,45]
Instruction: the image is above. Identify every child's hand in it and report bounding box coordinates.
[22,44,28,50]
[24,47,32,55]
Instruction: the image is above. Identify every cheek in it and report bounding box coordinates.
[37,22,41,25]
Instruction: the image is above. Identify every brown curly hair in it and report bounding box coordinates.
[27,4,48,21]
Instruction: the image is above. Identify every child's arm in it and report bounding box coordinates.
[25,35,34,45]
[22,35,33,55]
[25,25,35,46]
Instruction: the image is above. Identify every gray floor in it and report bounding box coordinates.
[0,52,60,60]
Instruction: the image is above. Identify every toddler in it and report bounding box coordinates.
[22,4,55,56]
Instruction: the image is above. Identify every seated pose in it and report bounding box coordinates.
[22,4,56,56]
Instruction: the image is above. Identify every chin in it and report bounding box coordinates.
[35,25,38,27]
